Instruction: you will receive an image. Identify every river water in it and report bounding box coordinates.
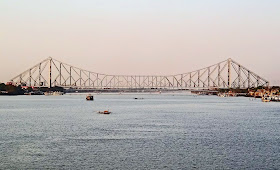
[0,93,279,169]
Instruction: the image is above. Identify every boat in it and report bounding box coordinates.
[217,91,237,97]
[262,95,271,102]
[45,91,63,96]
[98,110,111,114]
[86,94,94,101]
[271,95,280,102]
[44,92,52,96]
[53,91,64,96]
[218,93,225,97]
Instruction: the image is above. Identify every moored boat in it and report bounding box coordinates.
[262,95,271,102]
[271,95,280,102]
[45,91,64,96]
[53,91,64,95]
[44,92,52,96]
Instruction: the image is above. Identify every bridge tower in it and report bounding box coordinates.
[228,58,231,88]
[49,57,52,88]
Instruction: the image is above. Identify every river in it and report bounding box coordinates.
[0,93,279,169]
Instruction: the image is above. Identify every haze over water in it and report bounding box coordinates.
[1,93,279,169]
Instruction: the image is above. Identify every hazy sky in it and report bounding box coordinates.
[1,0,279,85]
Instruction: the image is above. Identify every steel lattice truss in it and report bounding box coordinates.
[10,57,269,89]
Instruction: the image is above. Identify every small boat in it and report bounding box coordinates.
[98,110,111,114]
[86,94,94,101]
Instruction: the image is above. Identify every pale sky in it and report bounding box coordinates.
[0,0,279,85]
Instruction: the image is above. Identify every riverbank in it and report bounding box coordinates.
[0,83,64,95]
[191,87,280,102]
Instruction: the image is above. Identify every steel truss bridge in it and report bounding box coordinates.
[10,57,269,89]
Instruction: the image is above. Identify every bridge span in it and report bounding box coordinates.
[10,57,269,89]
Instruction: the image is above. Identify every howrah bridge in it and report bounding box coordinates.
[10,57,269,90]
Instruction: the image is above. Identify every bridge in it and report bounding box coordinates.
[10,57,269,89]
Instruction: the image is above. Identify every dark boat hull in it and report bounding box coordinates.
[86,96,94,100]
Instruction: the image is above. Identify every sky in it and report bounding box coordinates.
[0,0,279,85]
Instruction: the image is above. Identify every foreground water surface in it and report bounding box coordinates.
[0,93,279,169]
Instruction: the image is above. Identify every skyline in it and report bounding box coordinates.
[1,0,279,85]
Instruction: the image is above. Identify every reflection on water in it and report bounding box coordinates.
[0,93,280,169]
